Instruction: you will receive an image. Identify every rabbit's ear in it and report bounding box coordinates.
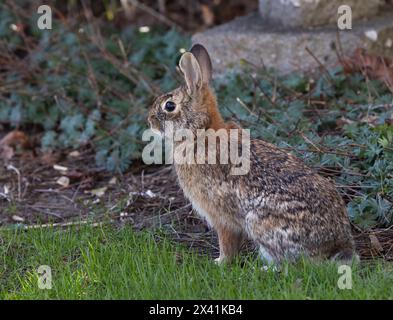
[190,44,212,84]
[179,52,203,95]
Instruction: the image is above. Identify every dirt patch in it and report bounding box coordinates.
[0,145,219,255]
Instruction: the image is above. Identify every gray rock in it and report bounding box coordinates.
[259,0,382,28]
[192,12,393,75]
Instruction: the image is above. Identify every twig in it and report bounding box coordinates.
[21,220,107,230]
[305,46,334,84]
[299,132,322,153]
[127,0,182,30]
[6,164,21,201]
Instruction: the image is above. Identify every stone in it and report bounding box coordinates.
[192,12,393,75]
[259,0,383,28]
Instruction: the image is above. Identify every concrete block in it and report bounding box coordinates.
[259,0,382,28]
[192,12,393,75]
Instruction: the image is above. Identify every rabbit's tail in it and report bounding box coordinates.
[331,247,360,264]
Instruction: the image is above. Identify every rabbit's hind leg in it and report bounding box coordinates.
[258,245,278,270]
[214,224,245,264]
[245,210,305,266]
[256,237,304,269]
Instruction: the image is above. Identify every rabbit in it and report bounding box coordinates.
[148,44,358,266]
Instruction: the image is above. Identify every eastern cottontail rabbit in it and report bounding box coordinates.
[148,44,357,265]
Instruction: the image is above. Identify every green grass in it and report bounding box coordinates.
[0,224,392,299]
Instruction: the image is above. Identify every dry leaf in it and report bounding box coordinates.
[68,150,80,158]
[200,4,215,26]
[130,190,156,198]
[145,190,155,198]
[0,130,28,161]
[86,186,107,197]
[12,215,25,222]
[342,48,393,93]
[56,176,70,187]
[0,130,28,147]
[109,177,117,185]
[53,164,68,172]
[364,30,378,42]
[3,184,10,195]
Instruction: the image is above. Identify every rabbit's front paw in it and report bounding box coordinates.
[214,256,227,265]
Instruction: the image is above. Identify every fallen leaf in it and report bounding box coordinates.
[109,177,117,185]
[86,186,107,197]
[129,190,156,198]
[341,48,393,93]
[0,130,28,147]
[12,215,25,222]
[68,150,80,158]
[200,4,215,26]
[3,185,10,195]
[364,29,378,42]
[53,164,68,172]
[56,176,70,187]
[145,190,155,198]
[0,130,28,161]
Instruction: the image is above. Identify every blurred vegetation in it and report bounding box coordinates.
[1,1,189,172]
[0,1,392,227]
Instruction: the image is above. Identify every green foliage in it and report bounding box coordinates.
[0,5,189,173]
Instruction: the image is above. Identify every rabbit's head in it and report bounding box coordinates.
[148,44,225,135]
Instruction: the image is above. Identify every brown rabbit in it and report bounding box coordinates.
[148,44,357,265]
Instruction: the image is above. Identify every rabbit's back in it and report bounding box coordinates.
[240,139,347,220]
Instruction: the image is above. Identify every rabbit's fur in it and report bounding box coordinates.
[148,44,357,265]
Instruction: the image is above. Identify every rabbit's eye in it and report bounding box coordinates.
[164,101,176,112]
